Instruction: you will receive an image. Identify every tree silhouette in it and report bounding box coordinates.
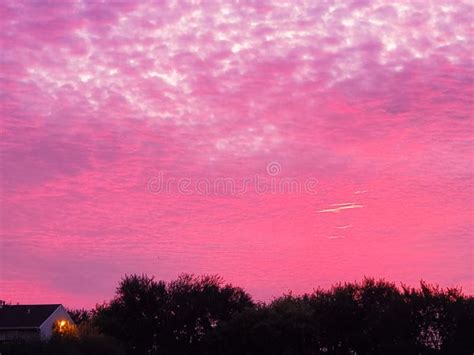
[204,278,473,355]
[2,275,472,355]
[93,273,253,354]
[93,274,168,354]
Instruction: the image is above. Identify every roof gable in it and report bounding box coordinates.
[0,304,62,328]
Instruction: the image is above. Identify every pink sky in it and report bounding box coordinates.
[0,1,473,308]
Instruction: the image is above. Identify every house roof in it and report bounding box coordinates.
[0,304,62,329]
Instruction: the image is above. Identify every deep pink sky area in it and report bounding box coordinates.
[0,1,473,308]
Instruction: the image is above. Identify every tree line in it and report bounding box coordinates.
[1,274,472,354]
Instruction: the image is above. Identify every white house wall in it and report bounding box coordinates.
[39,305,74,339]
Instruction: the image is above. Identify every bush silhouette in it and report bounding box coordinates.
[2,275,472,355]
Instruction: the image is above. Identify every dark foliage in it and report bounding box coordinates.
[206,278,473,355]
[93,273,253,354]
[67,308,92,325]
[1,275,472,355]
[0,335,124,355]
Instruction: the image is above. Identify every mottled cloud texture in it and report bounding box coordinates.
[1,1,473,307]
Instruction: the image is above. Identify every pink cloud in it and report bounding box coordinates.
[0,0,472,307]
